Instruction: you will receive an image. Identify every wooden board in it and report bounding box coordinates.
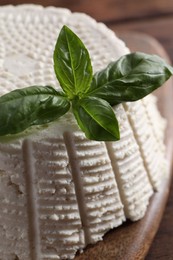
[75,32,173,260]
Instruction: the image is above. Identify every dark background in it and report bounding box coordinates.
[0,1,173,259]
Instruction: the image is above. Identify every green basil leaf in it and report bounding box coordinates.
[54,25,93,98]
[88,52,173,105]
[72,97,120,141]
[0,86,70,136]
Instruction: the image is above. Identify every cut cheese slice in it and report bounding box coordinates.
[23,138,85,260]
[106,104,153,221]
[142,95,166,151]
[0,141,31,260]
[124,99,166,190]
[65,131,125,244]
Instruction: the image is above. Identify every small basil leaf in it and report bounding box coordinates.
[72,97,120,141]
[54,25,93,98]
[88,52,173,105]
[0,86,70,136]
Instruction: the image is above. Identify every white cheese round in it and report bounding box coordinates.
[0,5,167,260]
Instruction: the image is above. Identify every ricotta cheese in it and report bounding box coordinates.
[0,5,167,260]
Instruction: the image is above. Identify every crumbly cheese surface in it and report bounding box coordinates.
[0,5,167,260]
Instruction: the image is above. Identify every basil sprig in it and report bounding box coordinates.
[0,25,172,141]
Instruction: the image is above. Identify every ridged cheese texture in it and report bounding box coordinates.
[0,5,167,260]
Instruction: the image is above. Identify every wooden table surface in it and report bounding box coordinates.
[1,1,173,259]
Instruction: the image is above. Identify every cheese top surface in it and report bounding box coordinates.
[0,4,129,141]
[0,5,167,260]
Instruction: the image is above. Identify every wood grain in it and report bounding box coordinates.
[74,32,173,260]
